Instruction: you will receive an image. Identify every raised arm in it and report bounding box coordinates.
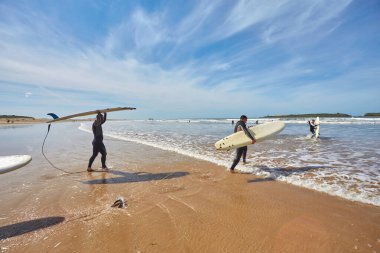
[102,112,107,124]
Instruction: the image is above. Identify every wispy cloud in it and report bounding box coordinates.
[24,92,32,98]
[104,7,169,57]
[260,0,352,44]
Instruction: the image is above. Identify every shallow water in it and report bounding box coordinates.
[1,118,379,206]
[79,118,380,206]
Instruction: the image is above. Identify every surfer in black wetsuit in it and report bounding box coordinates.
[230,115,256,172]
[307,119,316,137]
[87,112,108,172]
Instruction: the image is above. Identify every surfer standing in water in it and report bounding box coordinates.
[87,111,108,172]
[230,115,256,172]
[307,119,317,138]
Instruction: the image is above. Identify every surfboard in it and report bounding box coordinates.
[215,122,285,151]
[47,107,136,123]
[0,155,32,174]
[314,117,320,139]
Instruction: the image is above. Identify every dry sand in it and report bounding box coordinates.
[0,118,96,126]
[0,137,379,253]
[0,118,47,125]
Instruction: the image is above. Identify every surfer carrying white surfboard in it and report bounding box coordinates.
[230,115,256,172]
[87,111,108,172]
[307,119,319,138]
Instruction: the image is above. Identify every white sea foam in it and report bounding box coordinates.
[79,120,380,206]
[115,117,380,125]
[252,117,380,125]
[79,123,265,175]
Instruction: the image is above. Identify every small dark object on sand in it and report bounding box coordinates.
[111,197,126,208]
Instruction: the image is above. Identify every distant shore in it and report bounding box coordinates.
[262,113,380,118]
[364,113,380,117]
[1,113,379,125]
[0,116,94,126]
[0,117,48,125]
[263,113,352,118]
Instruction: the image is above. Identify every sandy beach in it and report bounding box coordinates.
[0,118,97,126]
[0,118,48,125]
[0,123,379,253]
[1,0,380,251]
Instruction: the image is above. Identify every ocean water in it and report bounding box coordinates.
[79,118,380,206]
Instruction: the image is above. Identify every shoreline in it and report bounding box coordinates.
[0,118,95,126]
[86,126,379,207]
[1,117,379,128]
[0,132,379,252]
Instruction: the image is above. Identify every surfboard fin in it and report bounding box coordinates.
[47,113,59,120]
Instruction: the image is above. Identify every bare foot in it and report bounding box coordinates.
[87,167,95,172]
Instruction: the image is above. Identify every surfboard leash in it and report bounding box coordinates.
[42,123,82,175]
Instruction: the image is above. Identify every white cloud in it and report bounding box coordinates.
[260,0,352,44]
[104,7,169,57]
[209,0,352,45]
[174,0,222,42]
[215,0,286,39]
[24,92,32,98]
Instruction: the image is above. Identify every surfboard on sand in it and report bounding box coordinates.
[0,155,32,174]
[314,117,320,139]
[47,107,136,123]
[215,122,285,151]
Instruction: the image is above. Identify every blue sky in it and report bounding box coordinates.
[0,0,379,119]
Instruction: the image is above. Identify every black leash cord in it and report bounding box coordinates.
[42,124,82,175]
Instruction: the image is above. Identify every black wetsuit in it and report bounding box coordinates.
[308,121,316,135]
[88,113,107,168]
[230,120,255,170]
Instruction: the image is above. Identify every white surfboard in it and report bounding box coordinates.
[215,122,285,151]
[315,117,320,139]
[47,107,136,123]
[0,155,32,174]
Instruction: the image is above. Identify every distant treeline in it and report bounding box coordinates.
[364,113,380,117]
[0,115,35,119]
[263,113,351,118]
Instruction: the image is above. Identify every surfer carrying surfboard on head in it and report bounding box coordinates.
[230,115,256,172]
[87,111,108,172]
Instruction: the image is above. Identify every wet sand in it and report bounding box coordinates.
[0,128,379,252]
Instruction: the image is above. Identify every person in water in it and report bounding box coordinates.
[307,119,317,137]
[87,111,108,172]
[230,115,256,172]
